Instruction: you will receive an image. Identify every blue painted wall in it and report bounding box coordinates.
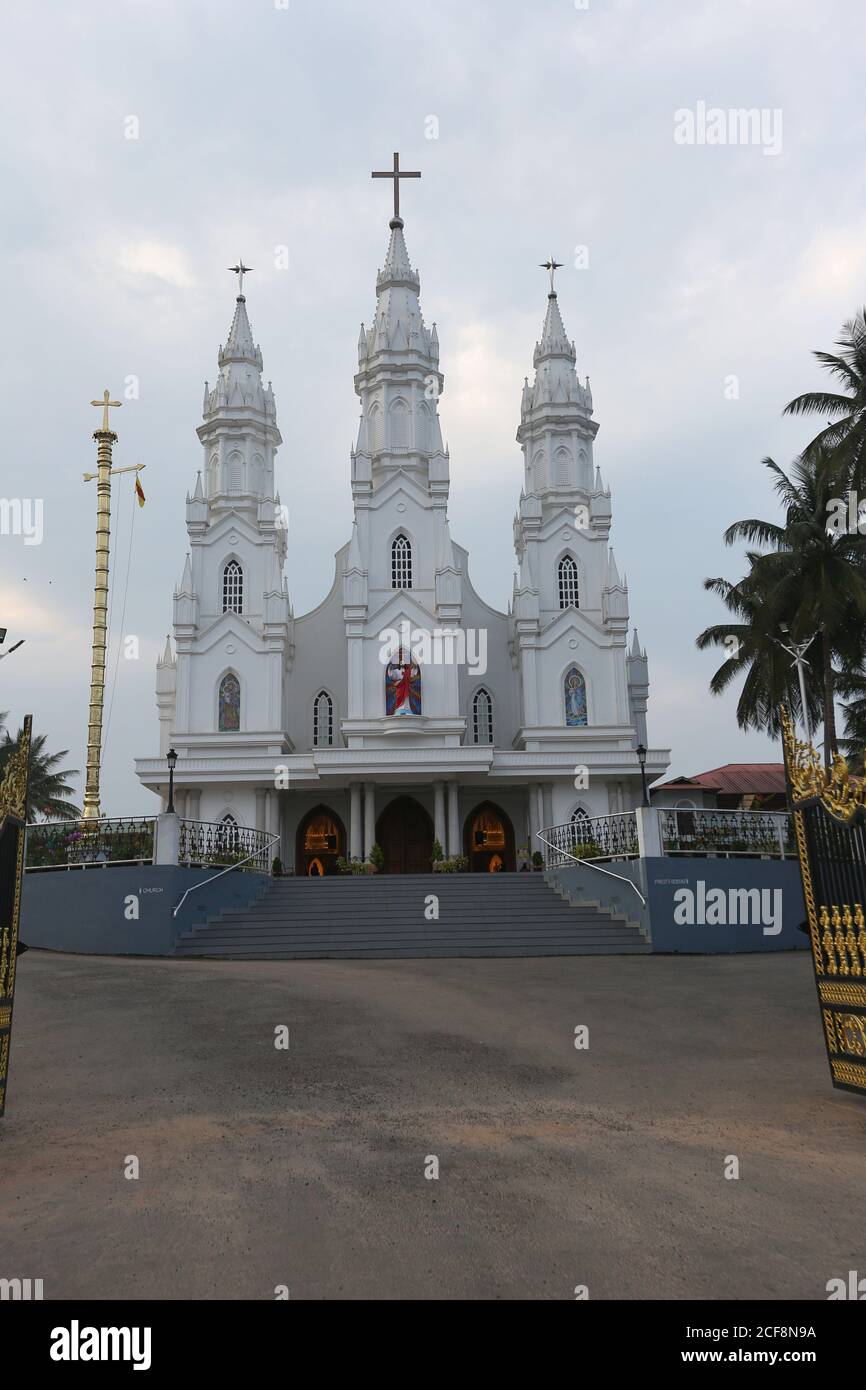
[645,857,809,953]
[21,867,270,956]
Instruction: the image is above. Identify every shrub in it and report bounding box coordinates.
[369,842,385,872]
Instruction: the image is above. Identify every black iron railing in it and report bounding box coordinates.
[658,808,794,858]
[178,819,273,873]
[25,817,157,871]
[540,812,639,867]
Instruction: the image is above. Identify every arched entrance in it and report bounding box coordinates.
[464,802,516,873]
[376,796,433,874]
[296,805,345,876]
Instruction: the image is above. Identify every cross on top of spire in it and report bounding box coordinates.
[228,260,253,298]
[540,256,563,296]
[372,152,421,225]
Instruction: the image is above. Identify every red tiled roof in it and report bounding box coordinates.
[655,764,786,795]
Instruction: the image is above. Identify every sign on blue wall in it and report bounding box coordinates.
[646,857,808,953]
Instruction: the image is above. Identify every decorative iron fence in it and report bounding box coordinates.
[658,808,795,859]
[540,811,639,867]
[25,817,157,871]
[178,819,273,873]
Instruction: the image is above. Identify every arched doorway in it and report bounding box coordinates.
[464,802,516,873]
[376,796,433,874]
[296,805,345,876]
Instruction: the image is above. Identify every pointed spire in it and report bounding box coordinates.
[631,628,642,657]
[377,219,420,293]
[159,634,174,665]
[179,553,193,594]
[193,471,204,501]
[220,295,262,370]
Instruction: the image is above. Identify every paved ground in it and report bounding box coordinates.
[1,948,864,1300]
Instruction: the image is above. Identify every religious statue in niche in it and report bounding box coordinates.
[385,648,421,716]
[564,667,588,727]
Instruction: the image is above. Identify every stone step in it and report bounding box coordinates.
[174,870,648,958]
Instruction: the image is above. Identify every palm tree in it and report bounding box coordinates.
[784,308,866,486]
[698,453,866,762]
[696,570,817,739]
[0,721,80,821]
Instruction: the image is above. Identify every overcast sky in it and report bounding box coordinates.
[2,0,865,815]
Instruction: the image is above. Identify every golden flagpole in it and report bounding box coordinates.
[81,390,122,820]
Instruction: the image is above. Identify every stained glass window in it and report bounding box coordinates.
[219,673,240,731]
[564,667,588,727]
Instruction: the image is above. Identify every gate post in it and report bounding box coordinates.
[635,805,663,859]
[155,812,180,866]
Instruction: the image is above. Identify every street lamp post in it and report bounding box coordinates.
[166,747,178,815]
[636,743,650,808]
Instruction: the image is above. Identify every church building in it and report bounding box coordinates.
[135,175,669,873]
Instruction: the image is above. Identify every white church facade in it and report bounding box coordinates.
[135,201,670,873]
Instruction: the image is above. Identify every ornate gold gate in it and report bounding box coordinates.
[0,715,31,1118]
[782,707,866,1095]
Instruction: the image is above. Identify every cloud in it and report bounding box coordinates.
[117,240,198,290]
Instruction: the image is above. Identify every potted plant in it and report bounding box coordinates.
[532,850,544,872]
[272,856,283,877]
[431,838,444,871]
[366,843,385,874]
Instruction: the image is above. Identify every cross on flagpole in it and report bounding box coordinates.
[90,389,121,434]
[371,152,421,222]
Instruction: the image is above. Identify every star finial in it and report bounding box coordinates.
[540,256,563,295]
[228,260,253,298]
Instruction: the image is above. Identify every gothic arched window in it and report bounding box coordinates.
[571,806,591,830]
[228,452,244,493]
[313,690,334,748]
[472,688,494,745]
[558,555,579,609]
[219,813,239,852]
[390,398,409,449]
[564,667,588,727]
[554,447,571,486]
[223,560,243,614]
[218,673,240,732]
[391,534,412,589]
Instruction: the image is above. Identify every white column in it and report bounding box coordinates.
[542,784,554,831]
[433,781,446,852]
[446,781,460,857]
[364,782,376,858]
[255,787,266,832]
[528,784,540,854]
[350,783,363,859]
[188,788,201,821]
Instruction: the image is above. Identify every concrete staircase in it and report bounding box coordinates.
[174,872,649,959]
